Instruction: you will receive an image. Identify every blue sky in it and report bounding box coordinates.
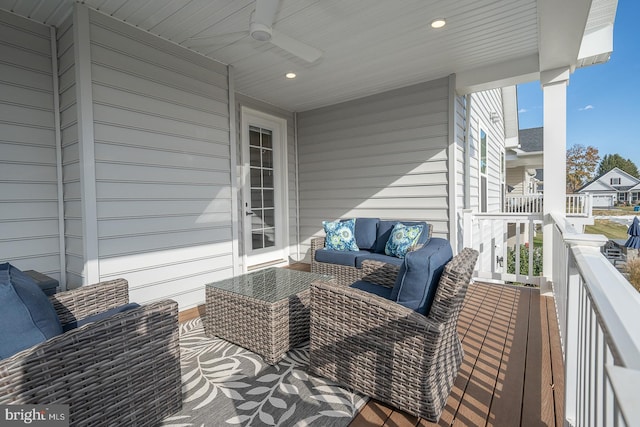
[517,0,639,163]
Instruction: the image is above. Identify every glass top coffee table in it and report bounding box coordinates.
[204,268,331,365]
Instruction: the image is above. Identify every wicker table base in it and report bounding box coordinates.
[204,268,329,365]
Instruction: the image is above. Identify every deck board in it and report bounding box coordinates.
[546,297,565,427]
[349,281,564,427]
[487,287,531,426]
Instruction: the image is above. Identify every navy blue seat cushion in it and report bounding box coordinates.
[354,252,404,269]
[0,263,63,359]
[374,221,431,254]
[350,280,393,300]
[62,303,141,332]
[315,249,372,267]
[341,218,379,251]
[390,238,453,315]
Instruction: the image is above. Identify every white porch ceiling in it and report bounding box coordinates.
[0,0,617,112]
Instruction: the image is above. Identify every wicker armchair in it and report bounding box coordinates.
[0,279,182,426]
[309,248,479,422]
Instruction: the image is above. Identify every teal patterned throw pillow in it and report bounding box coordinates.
[385,223,424,258]
[323,219,359,252]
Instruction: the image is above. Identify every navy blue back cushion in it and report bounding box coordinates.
[0,263,63,359]
[340,218,379,251]
[63,303,141,332]
[350,280,393,300]
[374,220,430,254]
[390,238,453,315]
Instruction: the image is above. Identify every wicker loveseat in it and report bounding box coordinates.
[311,218,446,286]
[0,278,182,426]
[309,247,479,422]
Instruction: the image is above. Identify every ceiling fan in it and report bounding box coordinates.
[186,0,323,63]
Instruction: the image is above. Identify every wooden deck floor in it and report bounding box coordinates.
[190,263,565,426]
[348,281,565,427]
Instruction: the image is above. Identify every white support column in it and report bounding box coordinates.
[542,68,569,294]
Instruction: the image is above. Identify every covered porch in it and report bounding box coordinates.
[1,0,637,426]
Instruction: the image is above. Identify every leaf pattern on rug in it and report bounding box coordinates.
[161,318,367,427]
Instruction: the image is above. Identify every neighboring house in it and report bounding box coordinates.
[505,127,543,195]
[578,167,640,207]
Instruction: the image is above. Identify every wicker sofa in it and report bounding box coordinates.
[0,278,182,426]
[311,218,441,286]
[309,247,479,421]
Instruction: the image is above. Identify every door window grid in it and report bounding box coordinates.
[249,126,276,250]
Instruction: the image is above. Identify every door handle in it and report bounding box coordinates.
[246,211,255,216]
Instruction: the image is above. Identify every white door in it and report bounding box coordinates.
[241,108,289,269]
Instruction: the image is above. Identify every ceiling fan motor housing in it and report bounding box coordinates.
[250,22,272,41]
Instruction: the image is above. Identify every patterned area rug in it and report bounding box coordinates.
[161,318,367,427]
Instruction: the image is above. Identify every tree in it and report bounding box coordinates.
[597,154,639,178]
[566,144,600,193]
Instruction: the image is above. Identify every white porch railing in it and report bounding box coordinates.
[504,193,592,217]
[462,211,544,286]
[462,210,640,426]
[550,213,640,427]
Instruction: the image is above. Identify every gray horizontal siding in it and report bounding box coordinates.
[88,9,232,309]
[297,78,450,261]
[0,10,61,278]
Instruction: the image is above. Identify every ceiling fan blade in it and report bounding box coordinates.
[253,0,279,26]
[184,31,248,48]
[270,29,323,63]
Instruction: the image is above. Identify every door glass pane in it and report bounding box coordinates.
[250,147,261,165]
[252,233,264,249]
[250,168,261,187]
[263,209,275,227]
[248,126,276,251]
[263,190,274,208]
[262,149,273,168]
[264,228,275,248]
[262,132,272,149]
[251,189,262,209]
[262,170,274,188]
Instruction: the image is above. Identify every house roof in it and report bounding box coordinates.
[0,0,618,112]
[518,127,544,152]
[578,167,640,193]
[505,127,544,169]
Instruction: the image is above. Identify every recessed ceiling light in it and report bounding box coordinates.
[431,18,446,29]
[285,72,297,79]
